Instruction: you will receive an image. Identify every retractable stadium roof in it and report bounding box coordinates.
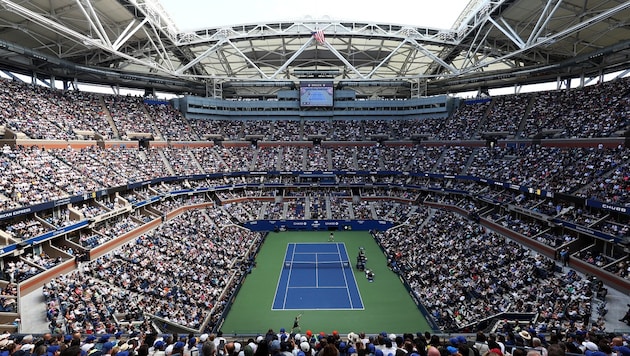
[0,0,628,98]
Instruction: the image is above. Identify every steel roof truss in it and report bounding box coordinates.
[0,0,175,74]
[487,17,524,49]
[215,49,235,77]
[175,39,226,75]
[526,0,564,46]
[225,40,267,79]
[464,1,630,74]
[270,37,314,79]
[142,22,176,71]
[112,18,148,51]
[322,41,365,79]
[407,38,459,75]
[74,0,111,46]
[456,0,509,41]
[367,39,408,78]
[130,0,178,43]
[459,22,493,71]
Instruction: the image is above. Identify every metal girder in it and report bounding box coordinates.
[75,0,112,46]
[173,21,460,47]
[456,0,630,75]
[175,39,226,75]
[225,40,267,79]
[0,0,175,74]
[113,18,148,51]
[0,0,627,92]
[406,38,460,75]
[487,17,524,49]
[367,39,408,78]
[526,0,563,46]
[170,23,464,80]
[126,0,179,42]
[167,21,463,80]
[321,40,366,79]
[269,38,316,79]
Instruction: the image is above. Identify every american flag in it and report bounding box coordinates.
[313,30,325,44]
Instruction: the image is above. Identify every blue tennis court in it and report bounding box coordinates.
[272,243,364,310]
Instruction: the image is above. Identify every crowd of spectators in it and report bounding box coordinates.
[216,185,425,222]
[272,119,302,141]
[482,94,531,136]
[144,103,198,142]
[44,210,260,332]
[0,328,629,356]
[303,119,330,138]
[435,101,489,140]
[3,258,43,283]
[253,147,281,171]
[0,76,629,336]
[221,200,264,222]
[0,282,17,312]
[356,146,381,171]
[9,165,628,327]
[1,217,47,241]
[376,208,597,333]
[92,216,141,245]
[0,78,113,140]
[464,145,629,202]
[43,269,138,335]
[0,145,67,209]
[282,147,306,171]
[77,204,110,220]
[0,157,623,240]
[104,96,159,140]
[523,78,630,138]
[1,157,625,262]
[218,187,419,221]
[1,76,629,143]
[0,139,626,215]
[307,145,329,171]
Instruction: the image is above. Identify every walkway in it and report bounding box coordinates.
[18,286,50,334]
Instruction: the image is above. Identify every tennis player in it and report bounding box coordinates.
[328,232,334,242]
[291,313,302,333]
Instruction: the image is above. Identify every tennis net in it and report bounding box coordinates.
[283,260,350,269]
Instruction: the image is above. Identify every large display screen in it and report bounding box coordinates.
[300,81,334,107]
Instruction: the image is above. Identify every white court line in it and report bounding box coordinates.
[283,243,297,309]
[315,249,319,288]
[337,243,354,308]
[271,243,291,310]
[272,242,364,311]
[340,242,365,309]
[287,286,350,289]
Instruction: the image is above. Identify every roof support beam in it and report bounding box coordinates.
[459,0,630,75]
[0,0,174,74]
[143,22,176,71]
[225,40,268,79]
[367,39,408,78]
[270,38,315,79]
[527,0,563,46]
[322,40,366,79]
[408,38,460,75]
[616,69,630,79]
[487,17,524,49]
[215,49,234,77]
[175,39,226,75]
[461,24,493,70]
[74,0,111,46]
[113,18,148,51]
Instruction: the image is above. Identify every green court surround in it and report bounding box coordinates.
[219,231,431,335]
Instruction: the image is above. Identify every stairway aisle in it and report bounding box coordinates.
[19,286,50,333]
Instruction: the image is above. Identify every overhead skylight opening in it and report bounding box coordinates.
[158,0,472,31]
